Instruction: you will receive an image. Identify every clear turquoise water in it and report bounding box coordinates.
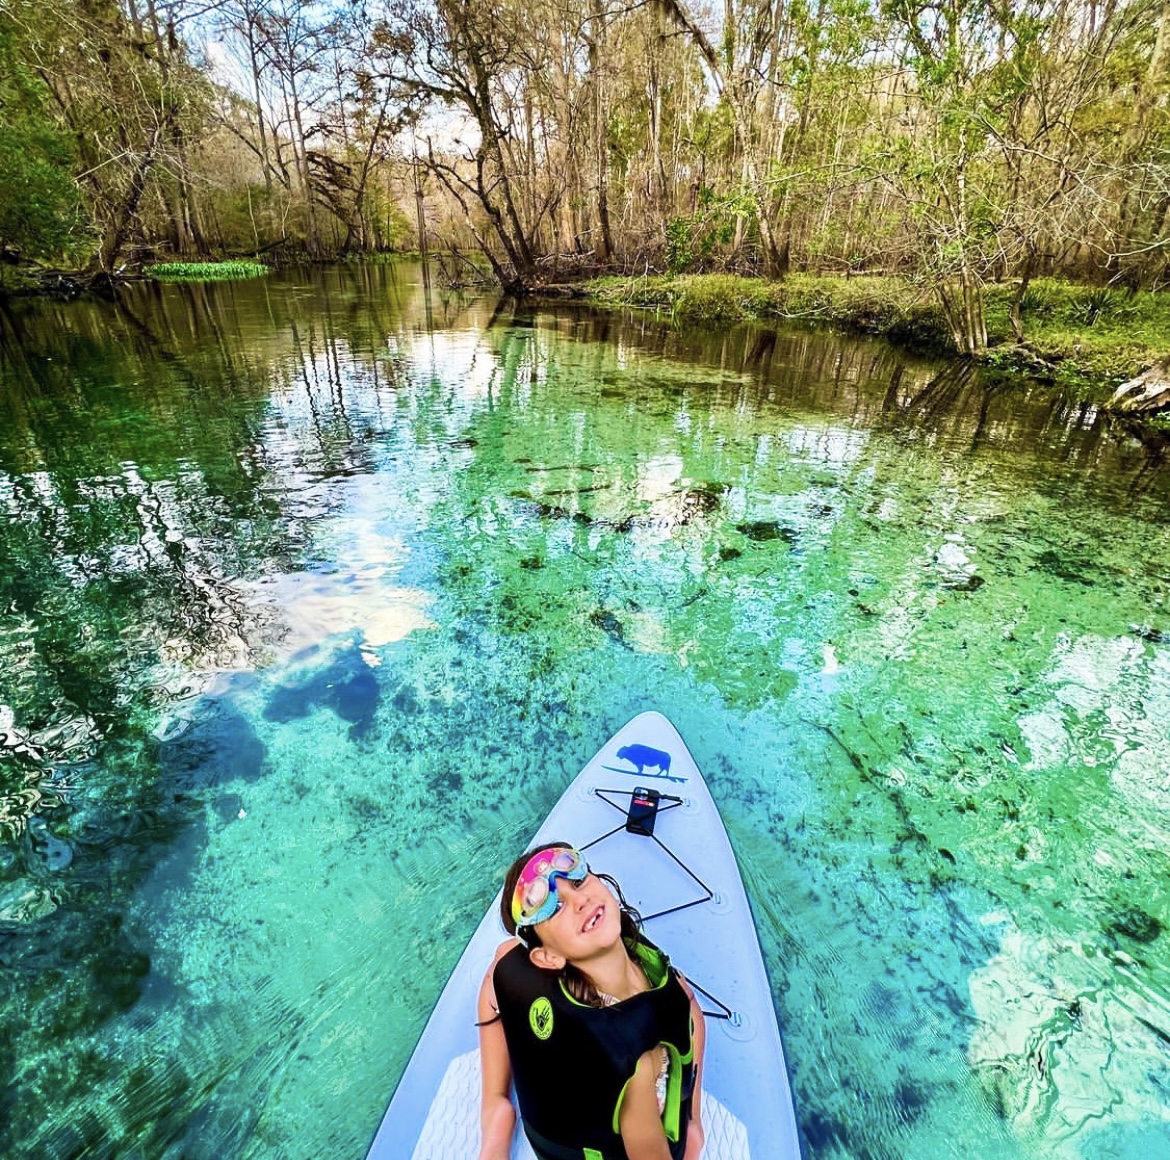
[1,263,1169,1158]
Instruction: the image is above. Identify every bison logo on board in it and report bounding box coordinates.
[529,997,554,1041]
[605,743,686,783]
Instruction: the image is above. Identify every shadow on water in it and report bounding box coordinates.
[512,304,1170,506]
[0,695,275,1155]
[264,644,382,740]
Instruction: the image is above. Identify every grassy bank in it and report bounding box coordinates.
[586,274,1170,403]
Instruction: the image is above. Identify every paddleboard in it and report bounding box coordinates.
[365,710,801,1159]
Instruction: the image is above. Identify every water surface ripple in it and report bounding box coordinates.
[1,264,1168,1159]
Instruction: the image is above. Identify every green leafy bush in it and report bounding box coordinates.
[665,218,694,274]
[671,275,753,322]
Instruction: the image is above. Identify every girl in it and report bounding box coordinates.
[477,842,705,1160]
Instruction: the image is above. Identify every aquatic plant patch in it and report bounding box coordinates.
[147,260,269,282]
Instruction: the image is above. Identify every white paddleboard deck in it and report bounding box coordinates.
[366,711,801,1159]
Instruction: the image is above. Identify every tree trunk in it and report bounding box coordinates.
[246,15,274,196]
[1108,360,1170,413]
[656,0,784,275]
[94,127,162,273]
[412,152,428,256]
[343,93,392,252]
[286,69,321,256]
[1009,248,1037,343]
[587,0,612,263]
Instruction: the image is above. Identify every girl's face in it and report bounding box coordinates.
[533,871,623,963]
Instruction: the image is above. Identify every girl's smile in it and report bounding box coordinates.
[538,873,622,953]
[582,903,605,932]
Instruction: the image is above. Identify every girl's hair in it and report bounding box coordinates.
[500,841,645,1007]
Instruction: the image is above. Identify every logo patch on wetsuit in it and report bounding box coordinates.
[529,997,554,1040]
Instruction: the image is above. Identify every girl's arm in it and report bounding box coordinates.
[680,980,705,1160]
[621,977,708,1160]
[478,941,518,1160]
[618,1049,674,1160]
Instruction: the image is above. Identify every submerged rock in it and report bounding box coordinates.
[674,485,725,519]
[944,574,986,593]
[1035,549,1095,586]
[212,794,244,823]
[1107,905,1162,944]
[589,609,626,644]
[513,495,596,526]
[517,484,728,535]
[0,878,58,923]
[28,817,73,873]
[627,487,726,532]
[737,520,798,544]
[1130,624,1167,644]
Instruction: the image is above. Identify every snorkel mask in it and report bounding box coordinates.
[511,846,588,928]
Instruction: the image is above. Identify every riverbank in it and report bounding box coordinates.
[0,250,407,298]
[8,255,1168,415]
[584,273,1170,411]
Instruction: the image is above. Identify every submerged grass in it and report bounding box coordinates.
[147,260,269,282]
[586,273,1170,403]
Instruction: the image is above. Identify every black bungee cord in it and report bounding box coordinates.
[579,788,734,1022]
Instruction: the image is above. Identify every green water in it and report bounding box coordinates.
[2,263,1169,1159]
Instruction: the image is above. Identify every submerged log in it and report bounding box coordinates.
[1108,358,1170,414]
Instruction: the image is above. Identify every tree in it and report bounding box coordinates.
[654,0,789,274]
[0,17,85,260]
[391,0,548,284]
[11,0,215,273]
[319,9,418,253]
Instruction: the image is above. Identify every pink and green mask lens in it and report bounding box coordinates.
[511,846,588,928]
